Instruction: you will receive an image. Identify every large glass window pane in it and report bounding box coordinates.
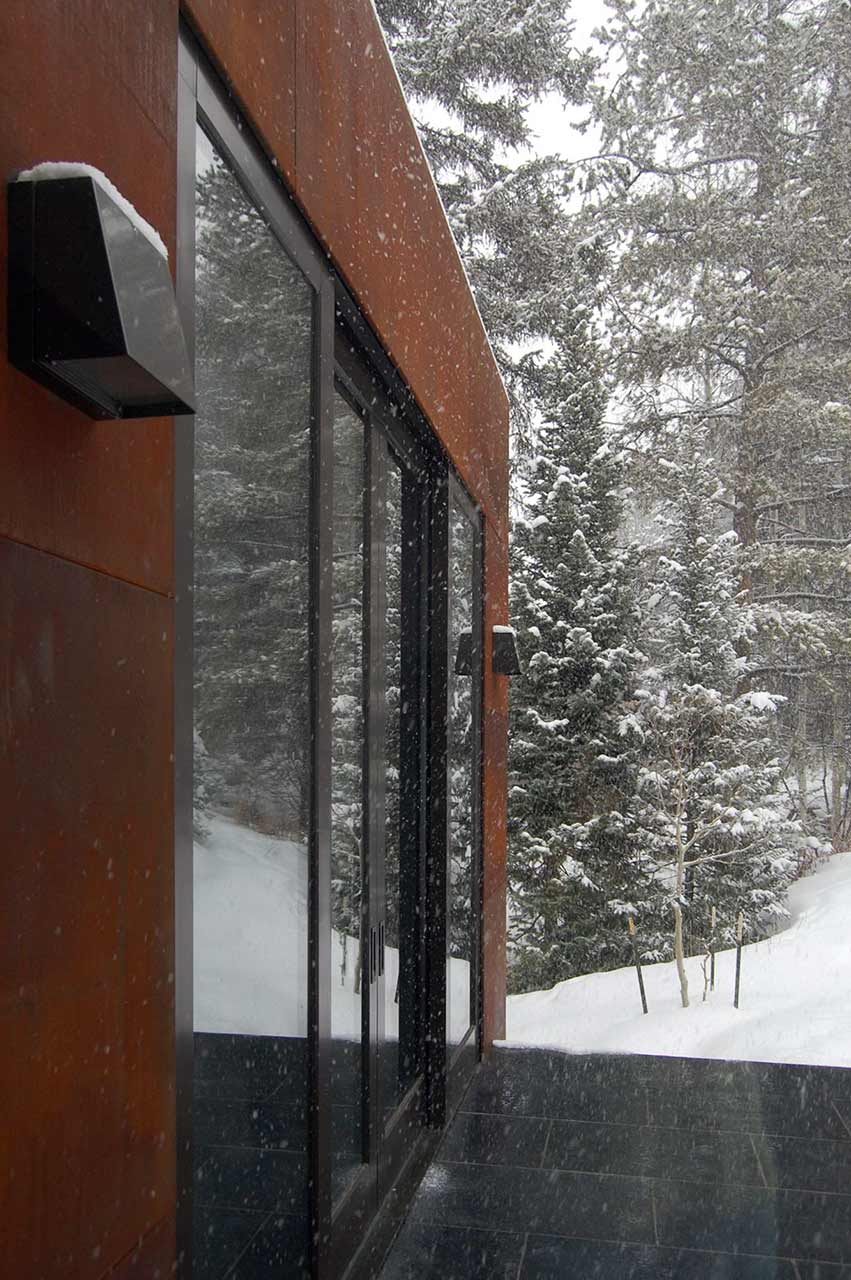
[381,452,423,1120]
[382,456,405,1118]
[192,125,311,1278]
[330,392,366,1206]
[447,498,478,1049]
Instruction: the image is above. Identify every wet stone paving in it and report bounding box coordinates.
[378,1047,851,1280]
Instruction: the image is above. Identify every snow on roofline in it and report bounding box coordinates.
[15,162,168,260]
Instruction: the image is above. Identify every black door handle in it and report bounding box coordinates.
[378,922,385,977]
[370,926,377,984]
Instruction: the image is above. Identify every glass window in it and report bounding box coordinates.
[447,493,480,1050]
[330,390,366,1206]
[192,124,312,1277]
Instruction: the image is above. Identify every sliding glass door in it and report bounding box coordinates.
[191,119,314,1279]
[179,31,484,1280]
[328,350,431,1273]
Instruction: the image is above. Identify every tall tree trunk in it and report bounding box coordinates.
[674,808,689,1008]
[796,678,809,832]
[832,689,844,851]
[673,902,689,1009]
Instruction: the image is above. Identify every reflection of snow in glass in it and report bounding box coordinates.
[194,816,309,1035]
[195,815,471,1040]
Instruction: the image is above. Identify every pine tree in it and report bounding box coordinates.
[634,430,804,1004]
[377,2,653,988]
[376,0,595,448]
[507,351,657,991]
[582,0,851,846]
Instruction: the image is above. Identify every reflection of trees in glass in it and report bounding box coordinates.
[193,133,311,842]
[384,462,403,957]
[448,501,475,1026]
[331,397,365,990]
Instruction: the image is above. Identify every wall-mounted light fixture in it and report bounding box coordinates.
[455,626,522,676]
[8,165,194,420]
[492,625,521,676]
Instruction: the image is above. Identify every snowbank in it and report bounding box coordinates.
[506,851,851,1068]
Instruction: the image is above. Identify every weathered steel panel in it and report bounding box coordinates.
[183,0,298,188]
[0,540,175,1278]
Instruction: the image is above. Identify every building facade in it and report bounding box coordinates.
[1,3,509,1278]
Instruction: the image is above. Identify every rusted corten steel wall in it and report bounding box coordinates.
[1,1,509,1276]
[184,0,511,1050]
[0,2,179,1277]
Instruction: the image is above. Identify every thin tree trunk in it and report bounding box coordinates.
[832,690,844,851]
[796,679,809,831]
[673,902,689,1008]
[674,785,689,1008]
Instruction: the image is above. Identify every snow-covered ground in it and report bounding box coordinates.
[194,814,470,1041]
[506,851,851,1068]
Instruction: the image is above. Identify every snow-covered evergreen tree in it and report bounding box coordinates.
[583,0,851,846]
[377,1,655,988]
[507,341,657,991]
[635,431,804,1000]
[376,0,594,449]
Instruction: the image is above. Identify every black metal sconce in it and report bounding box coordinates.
[492,625,522,675]
[455,626,522,676]
[8,168,195,419]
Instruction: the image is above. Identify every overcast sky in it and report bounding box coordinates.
[526,1,611,162]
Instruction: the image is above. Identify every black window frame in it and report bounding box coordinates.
[175,23,485,1278]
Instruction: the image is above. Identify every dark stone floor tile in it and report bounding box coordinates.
[653,1181,782,1257]
[776,1188,851,1264]
[192,1206,267,1280]
[226,1213,310,1279]
[194,1099,308,1151]
[647,1089,849,1140]
[520,1235,797,1279]
[654,1180,851,1264]
[478,1049,654,1103]
[380,1222,524,1279]
[463,1072,649,1126]
[756,1133,851,1193]
[439,1113,550,1166]
[460,1069,560,1119]
[195,1145,309,1215]
[406,1160,654,1243]
[194,1075,285,1104]
[544,1119,763,1186]
[832,1102,851,1137]
[194,1033,309,1103]
[796,1263,851,1277]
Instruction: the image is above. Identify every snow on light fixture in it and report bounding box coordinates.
[492,624,521,676]
[8,163,194,420]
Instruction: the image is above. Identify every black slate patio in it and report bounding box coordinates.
[378,1048,851,1280]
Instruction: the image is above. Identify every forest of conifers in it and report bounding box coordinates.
[379,0,851,991]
